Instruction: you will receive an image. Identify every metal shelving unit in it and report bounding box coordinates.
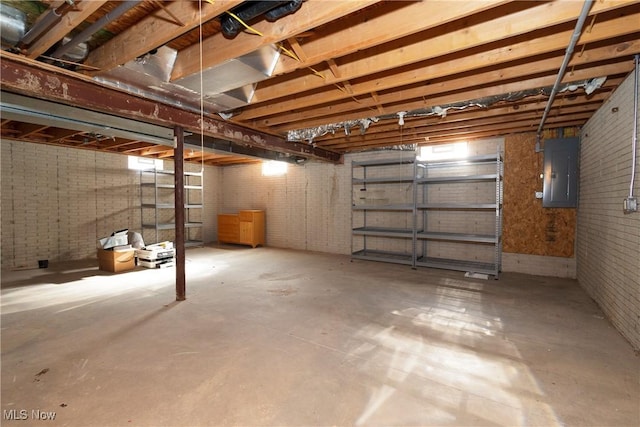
[351,156,417,266]
[415,152,503,277]
[140,169,204,247]
[351,151,503,277]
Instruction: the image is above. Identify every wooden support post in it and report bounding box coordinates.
[174,126,186,301]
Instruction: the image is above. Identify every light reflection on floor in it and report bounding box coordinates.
[0,259,228,315]
[349,278,563,427]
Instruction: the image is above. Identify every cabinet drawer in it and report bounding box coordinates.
[218,214,239,226]
[218,229,239,242]
[238,211,256,222]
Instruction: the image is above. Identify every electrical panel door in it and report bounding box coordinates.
[543,137,579,208]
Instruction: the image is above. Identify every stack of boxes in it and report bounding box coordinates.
[97,230,175,271]
[97,229,135,273]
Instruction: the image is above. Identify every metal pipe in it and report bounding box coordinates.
[51,0,141,59]
[630,54,639,198]
[221,1,290,38]
[20,0,75,46]
[174,126,186,301]
[536,0,594,147]
[0,4,26,50]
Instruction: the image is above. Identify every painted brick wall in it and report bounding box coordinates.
[220,138,503,260]
[220,157,352,253]
[578,71,640,350]
[0,141,220,269]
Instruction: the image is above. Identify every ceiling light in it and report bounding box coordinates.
[397,111,406,126]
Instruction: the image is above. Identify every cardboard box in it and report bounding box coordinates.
[97,248,135,273]
[136,247,175,261]
[98,229,129,250]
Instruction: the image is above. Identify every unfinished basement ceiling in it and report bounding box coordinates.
[1,0,639,165]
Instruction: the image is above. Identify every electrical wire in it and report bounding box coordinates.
[630,54,639,198]
[226,11,264,36]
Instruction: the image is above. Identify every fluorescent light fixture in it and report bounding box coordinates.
[417,142,468,161]
[128,156,163,171]
[262,160,288,176]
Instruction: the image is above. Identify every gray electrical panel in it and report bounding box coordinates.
[543,137,579,208]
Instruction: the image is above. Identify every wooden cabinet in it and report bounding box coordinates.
[218,210,265,248]
[217,214,239,243]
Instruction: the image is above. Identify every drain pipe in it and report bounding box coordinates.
[19,0,75,46]
[51,0,141,59]
[535,0,594,152]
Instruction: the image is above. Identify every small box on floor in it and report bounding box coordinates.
[97,248,136,273]
[136,241,175,269]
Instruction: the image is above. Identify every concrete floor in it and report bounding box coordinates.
[1,246,638,427]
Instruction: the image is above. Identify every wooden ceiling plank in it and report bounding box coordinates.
[268,54,640,132]
[16,122,50,138]
[47,128,85,142]
[85,0,243,72]
[171,0,379,81]
[318,104,602,147]
[273,0,512,76]
[157,150,176,159]
[106,141,143,151]
[416,113,593,136]
[249,1,639,106]
[335,118,588,152]
[252,31,640,127]
[122,143,157,154]
[272,64,629,134]
[139,144,175,156]
[27,1,108,59]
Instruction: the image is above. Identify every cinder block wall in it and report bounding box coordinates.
[0,141,220,269]
[578,71,640,350]
[220,138,502,259]
[220,157,351,254]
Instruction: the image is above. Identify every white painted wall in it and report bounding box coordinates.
[578,71,640,350]
[0,141,219,269]
[220,138,503,263]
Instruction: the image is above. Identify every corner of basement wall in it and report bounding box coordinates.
[577,71,640,351]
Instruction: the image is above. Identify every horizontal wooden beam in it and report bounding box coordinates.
[171,0,378,81]
[85,0,243,73]
[241,9,640,123]
[264,38,639,130]
[0,51,341,163]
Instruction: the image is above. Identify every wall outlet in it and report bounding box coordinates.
[623,197,638,214]
[535,191,543,199]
